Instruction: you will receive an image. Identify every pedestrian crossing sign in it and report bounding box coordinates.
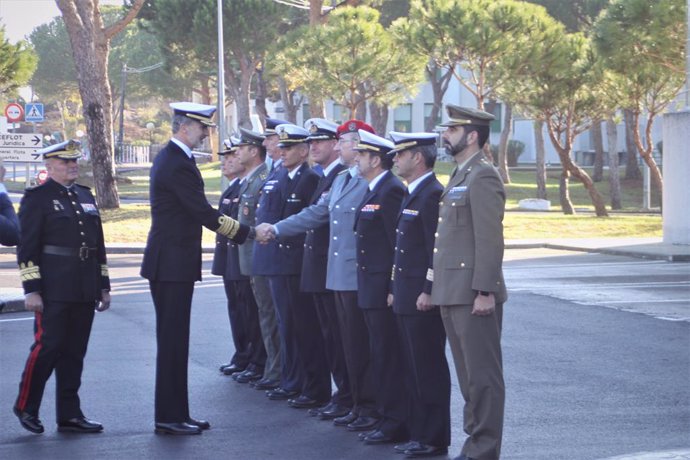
[25,103,44,123]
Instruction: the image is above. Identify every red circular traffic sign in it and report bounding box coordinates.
[4,103,24,122]
[36,169,48,185]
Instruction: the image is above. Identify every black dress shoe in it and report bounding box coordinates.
[404,443,448,457]
[347,415,379,432]
[252,378,279,390]
[154,422,202,435]
[186,418,210,430]
[333,411,358,426]
[288,395,325,409]
[319,404,351,420]
[364,429,403,445]
[234,369,263,384]
[57,416,103,433]
[266,387,299,400]
[357,429,378,441]
[222,364,245,376]
[13,407,44,434]
[395,441,421,453]
[308,403,330,417]
[219,362,232,372]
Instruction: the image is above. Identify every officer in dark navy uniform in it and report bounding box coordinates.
[212,139,266,382]
[388,132,450,458]
[13,140,110,435]
[254,124,321,403]
[298,118,351,415]
[353,130,408,444]
[141,102,251,436]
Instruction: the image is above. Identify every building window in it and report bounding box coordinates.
[489,103,502,133]
[393,104,412,132]
[332,104,345,124]
[424,103,442,129]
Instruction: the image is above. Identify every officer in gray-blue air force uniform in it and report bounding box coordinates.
[259,120,379,429]
[141,102,251,436]
[389,132,451,458]
[13,140,110,435]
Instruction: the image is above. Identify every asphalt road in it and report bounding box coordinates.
[0,250,688,460]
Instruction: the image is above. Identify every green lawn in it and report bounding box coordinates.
[100,160,660,244]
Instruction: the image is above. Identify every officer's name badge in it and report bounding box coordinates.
[402,209,419,216]
[361,204,380,212]
[448,186,467,198]
[222,198,231,204]
[81,203,98,214]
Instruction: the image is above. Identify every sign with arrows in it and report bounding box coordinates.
[0,133,44,162]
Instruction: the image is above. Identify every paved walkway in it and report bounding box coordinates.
[599,450,690,460]
[1,237,688,314]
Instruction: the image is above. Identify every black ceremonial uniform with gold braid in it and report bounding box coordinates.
[18,179,110,299]
[14,178,110,422]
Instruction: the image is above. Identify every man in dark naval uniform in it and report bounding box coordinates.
[13,140,111,435]
[141,102,251,436]
[212,139,266,383]
[389,132,450,458]
[352,130,408,443]
[297,118,351,415]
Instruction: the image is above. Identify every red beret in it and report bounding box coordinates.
[336,119,375,138]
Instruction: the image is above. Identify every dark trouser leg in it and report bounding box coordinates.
[55,301,96,421]
[398,314,451,447]
[223,277,250,368]
[313,291,351,407]
[16,303,67,416]
[333,291,377,418]
[250,275,281,382]
[362,308,408,435]
[292,289,330,402]
[235,279,266,370]
[441,304,504,460]
[268,275,303,392]
[150,280,194,423]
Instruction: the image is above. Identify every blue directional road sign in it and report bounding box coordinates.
[24,103,44,123]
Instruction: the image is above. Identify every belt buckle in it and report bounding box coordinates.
[79,246,89,261]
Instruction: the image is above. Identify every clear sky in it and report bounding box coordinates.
[0,0,123,43]
[0,0,62,42]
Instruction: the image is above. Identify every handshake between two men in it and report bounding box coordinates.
[254,223,278,244]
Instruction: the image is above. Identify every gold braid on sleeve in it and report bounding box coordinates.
[217,214,240,239]
[19,261,41,282]
[426,268,434,282]
[101,265,109,277]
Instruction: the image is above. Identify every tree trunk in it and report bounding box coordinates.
[369,101,388,135]
[591,120,604,182]
[254,65,268,127]
[425,61,452,132]
[606,118,622,210]
[57,0,132,209]
[308,96,325,119]
[278,78,299,124]
[534,120,547,200]
[631,111,663,197]
[624,109,642,180]
[497,102,512,184]
[546,120,609,217]
[559,169,574,215]
[482,100,496,164]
